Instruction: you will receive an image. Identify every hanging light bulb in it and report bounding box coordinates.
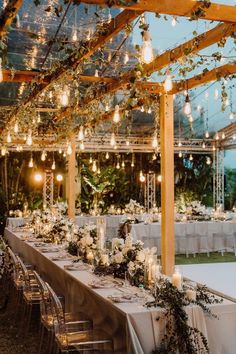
[126,139,130,146]
[152,153,157,161]
[72,29,77,41]
[6,131,11,143]
[197,105,201,112]
[94,69,99,77]
[152,132,158,149]
[131,154,135,168]
[124,52,129,64]
[188,115,193,123]
[147,107,152,114]
[140,106,144,112]
[222,132,225,139]
[202,141,206,149]
[205,131,209,138]
[116,161,120,169]
[59,148,62,154]
[141,30,154,64]
[67,144,72,155]
[16,146,20,152]
[233,134,236,141]
[171,16,177,27]
[14,122,19,134]
[28,157,33,168]
[107,52,112,62]
[89,155,93,164]
[225,98,230,106]
[26,130,32,146]
[51,160,56,170]
[59,87,69,107]
[229,112,234,120]
[92,160,97,173]
[121,159,125,168]
[105,152,109,159]
[97,166,101,175]
[139,170,145,182]
[80,141,85,151]
[183,94,192,115]
[0,58,3,83]
[113,105,120,123]
[110,133,116,146]
[157,175,162,183]
[105,103,109,112]
[214,89,219,100]
[178,151,182,158]
[63,151,66,157]
[164,69,173,92]
[206,157,211,165]
[41,150,46,161]
[215,132,219,140]
[78,125,84,140]
[37,113,41,123]
[189,154,193,161]
[178,140,182,147]
[212,145,216,151]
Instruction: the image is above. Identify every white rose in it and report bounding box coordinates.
[79,238,87,247]
[122,246,130,256]
[136,250,145,263]
[112,238,124,250]
[113,252,124,264]
[85,235,93,246]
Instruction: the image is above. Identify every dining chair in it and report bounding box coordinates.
[194,222,210,256]
[45,282,114,353]
[34,271,92,354]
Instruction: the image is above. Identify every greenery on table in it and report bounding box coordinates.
[147,278,222,354]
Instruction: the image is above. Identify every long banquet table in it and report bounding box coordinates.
[130,221,236,254]
[4,227,236,354]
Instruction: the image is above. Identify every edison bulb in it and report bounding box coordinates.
[183,95,192,115]
[51,160,56,170]
[105,152,109,159]
[205,131,209,138]
[141,31,154,64]
[14,122,19,134]
[152,134,158,149]
[113,105,120,123]
[92,160,97,172]
[206,157,211,165]
[6,131,12,143]
[78,125,84,140]
[72,30,77,41]
[178,152,182,158]
[41,150,46,161]
[139,171,145,182]
[28,157,33,168]
[229,112,234,120]
[164,70,173,92]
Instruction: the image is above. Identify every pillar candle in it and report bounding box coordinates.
[172,270,182,290]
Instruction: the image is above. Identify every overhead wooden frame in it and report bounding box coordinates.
[0,0,23,38]
[79,0,236,23]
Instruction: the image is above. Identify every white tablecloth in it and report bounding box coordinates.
[130,221,236,255]
[6,217,26,228]
[5,228,236,354]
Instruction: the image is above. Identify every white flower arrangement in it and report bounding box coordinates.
[124,199,145,215]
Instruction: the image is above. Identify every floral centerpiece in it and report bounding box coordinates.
[67,223,98,260]
[124,199,145,215]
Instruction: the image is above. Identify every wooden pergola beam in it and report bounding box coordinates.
[0,0,23,38]
[79,0,236,23]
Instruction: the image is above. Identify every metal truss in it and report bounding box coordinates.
[43,170,54,208]
[144,173,156,212]
[213,148,224,209]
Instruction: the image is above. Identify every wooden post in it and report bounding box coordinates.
[160,94,175,276]
[68,134,76,219]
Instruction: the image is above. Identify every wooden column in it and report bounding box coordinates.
[160,94,175,275]
[68,134,76,219]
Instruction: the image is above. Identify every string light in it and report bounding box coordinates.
[78,125,84,140]
[126,139,130,146]
[59,148,62,154]
[63,152,66,157]
[0,58,3,83]
[121,159,125,168]
[110,133,116,146]
[189,154,193,161]
[164,69,173,92]
[80,141,85,151]
[171,16,177,27]
[178,151,182,158]
[222,132,225,139]
[152,132,158,149]
[202,141,206,149]
[105,152,109,160]
[6,131,12,143]
[14,122,19,134]
[139,170,145,182]
[105,103,109,112]
[37,113,41,123]
[178,140,182,147]
[59,87,69,107]
[188,115,193,123]
[72,29,77,42]
[97,166,101,175]
[233,134,236,141]
[51,160,56,170]
[124,52,129,64]
[67,144,72,155]
[28,157,33,168]
[147,107,152,114]
[113,105,120,123]
[212,145,216,151]
[229,112,234,120]
[26,130,33,146]
[131,154,135,168]
[205,131,209,138]
[116,161,120,169]
[152,153,157,161]
[141,30,154,64]
[94,69,99,77]
[41,150,46,161]
[206,157,211,165]
[140,106,144,112]
[215,132,219,140]
[183,94,192,115]
[92,160,97,173]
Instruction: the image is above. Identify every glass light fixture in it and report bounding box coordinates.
[121,159,125,168]
[6,131,11,143]
[78,125,84,140]
[110,133,116,146]
[141,30,154,64]
[183,94,191,115]
[233,134,236,141]
[124,52,129,64]
[116,161,120,169]
[126,139,130,146]
[92,160,97,173]
[63,151,66,157]
[215,132,219,140]
[0,58,3,83]
[26,130,32,146]
[206,157,211,165]
[157,174,162,183]
[202,141,206,149]
[14,122,19,134]
[41,150,46,161]
[171,16,177,27]
[113,105,120,123]
[105,152,109,159]
[178,151,182,158]
[152,153,157,160]
[229,112,234,120]
[139,170,145,182]
[152,132,158,149]
[178,140,182,147]
[164,69,173,92]
[140,105,144,112]
[147,107,152,114]
[51,160,56,170]
[28,157,33,168]
[67,144,72,155]
[222,132,225,139]
[205,131,209,138]
[212,145,216,151]
[59,86,69,107]
[72,29,77,42]
[94,69,99,77]
[189,154,193,161]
